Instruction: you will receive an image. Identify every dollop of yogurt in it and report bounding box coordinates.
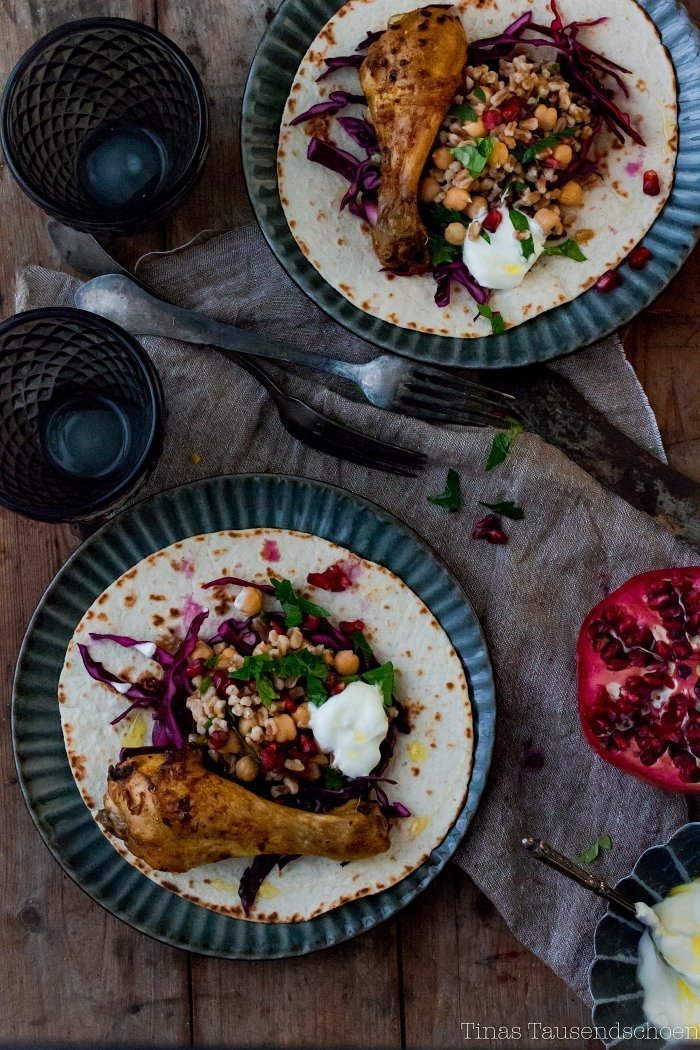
[637,882,700,1028]
[463,205,546,290]
[309,681,388,778]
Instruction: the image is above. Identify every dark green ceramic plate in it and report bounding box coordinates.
[241,0,700,369]
[590,822,700,1049]
[12,474,495,958]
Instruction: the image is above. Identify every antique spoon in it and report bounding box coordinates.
[522,836,638,919]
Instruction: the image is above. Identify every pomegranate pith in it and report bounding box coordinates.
[578,568,700,793]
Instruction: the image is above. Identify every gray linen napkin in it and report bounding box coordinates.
[17,224,692,1000]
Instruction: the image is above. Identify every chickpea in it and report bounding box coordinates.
[235,755,258,782]
[488,141,509,169]
[220,733,242,756]
[443,187,470,212]
[419,177,441,203]
[322,649,336,666]
[334,650,360,676]
[467,195,488,219]
[444,222,467,246]
[274,713,297,742]
[191,641,214,661]
[432,146,454,170]
[239,713,257,736]
[464,119,486,139]
[234,586,263,617]
[559,180,584,207]
[553,143,573,166]
[534,104,558,131]
[292,702,311,728]
[216,645,239,669]
[533,208,560,237]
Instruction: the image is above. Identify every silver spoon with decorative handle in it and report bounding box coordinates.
[522,837,638,919]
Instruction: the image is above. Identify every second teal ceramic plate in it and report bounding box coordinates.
[241,0,700,369]
[12,474,495,958]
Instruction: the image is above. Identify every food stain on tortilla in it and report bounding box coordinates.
[407,741,427,764]
[181,594,206,627]
[408,816,430,839]
[261,539,281,562]
[121,712,147,749]
[258,881,281,901]
[208,877,241,895]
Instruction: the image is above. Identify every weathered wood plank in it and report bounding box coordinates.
[401,867,598,1049]
[0,2,190,1044]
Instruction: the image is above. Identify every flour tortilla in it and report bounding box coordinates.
[278,0,677,338]
[58,529,473,922]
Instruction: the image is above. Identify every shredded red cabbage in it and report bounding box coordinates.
[307,137,380,223]
[118,745,167,762]
[354,28,383,51]
[289,90,365,127]
[88,631,173,666]
[77,644,158,703]
[469,4,644,146]
[433,261,490,308]
[337,115,378,155]
[238,854,298,915]
[317,53,365,81]
[202,576,276,594]
[213,616,259,654]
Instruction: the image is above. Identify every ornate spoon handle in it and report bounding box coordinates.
[521,837,638,919]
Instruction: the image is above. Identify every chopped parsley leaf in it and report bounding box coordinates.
[230,649,330,708]
[270,577,328,628]
[479,500,525,520]
[429,235,461,267]
[486,418,524,470]
[518,129,574,164]
[474,87,487,102]
[450,137,494,177]
[542,238,587,262]
[578,834,613,864]
[449,102,477,122]
[427,468,461,511]
[477,303,506,336]
[480,229,491,244]
[509,209,534,260]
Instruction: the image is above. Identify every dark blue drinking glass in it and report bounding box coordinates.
[0,308,164,522]
[0,18,209,234]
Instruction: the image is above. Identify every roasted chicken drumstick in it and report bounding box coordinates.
[360,5,467,274]
[100,749,391,872]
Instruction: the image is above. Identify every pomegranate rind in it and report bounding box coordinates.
[577,567,700,794]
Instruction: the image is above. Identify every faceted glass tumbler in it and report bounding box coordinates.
[0,308,165,522]
[0,17,209,234]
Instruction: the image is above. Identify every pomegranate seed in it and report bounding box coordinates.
[339,619,365,633]
[472,514,508,545]
[482,209,503,234]
[212,669,229,695]
[303,615,321,630]
[628,246,652,271]
[186,659,205,678]
[259,744,286,772]
[543,157,563,169]
[330,680,346,695]
[483,108,503,130]
[299,733,318,755]
[281,695,297,713]
[643,169,660,196]
[500,97,522,122]
[596,269,622,293]
[307,563,352,591]
[209,730,229,751]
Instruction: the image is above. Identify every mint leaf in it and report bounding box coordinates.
[427,204,465,230]
[485,418,524,470]
[474,87,487,102]
[427,468,461,511]
[479,500,524,520]
[429,235,461,266]
[509,209,534,259]
[542,238,587,262]
[363,662,395,709]
[578,834,613,864]
[451,138,493,176]
[323,767,344,790]
[518,129,573,164]
[270,577,328,628]
[449,103,477,122]
[477,304,506,336]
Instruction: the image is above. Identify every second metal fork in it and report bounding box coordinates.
[75,273,515,428]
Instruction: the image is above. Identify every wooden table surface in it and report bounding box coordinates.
[1,1,698,1047]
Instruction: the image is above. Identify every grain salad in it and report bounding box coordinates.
[420,53,597,252]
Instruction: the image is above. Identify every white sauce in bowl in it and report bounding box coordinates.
[637,881,700,1028]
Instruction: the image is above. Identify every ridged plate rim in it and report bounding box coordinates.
[241,0,700,369]
[12,473,496,958]
[590,821,700,1048]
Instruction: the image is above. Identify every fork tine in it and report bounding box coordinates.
[311,421,426,476]
[399,390,509,426]
[411,364,518,403]
[400,401,503,428]
[403,383,512,421]
[405,373,517,415]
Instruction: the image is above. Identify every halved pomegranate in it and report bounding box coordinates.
[578,568,700,792]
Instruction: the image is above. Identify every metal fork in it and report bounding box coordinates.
[74,273,515,429]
